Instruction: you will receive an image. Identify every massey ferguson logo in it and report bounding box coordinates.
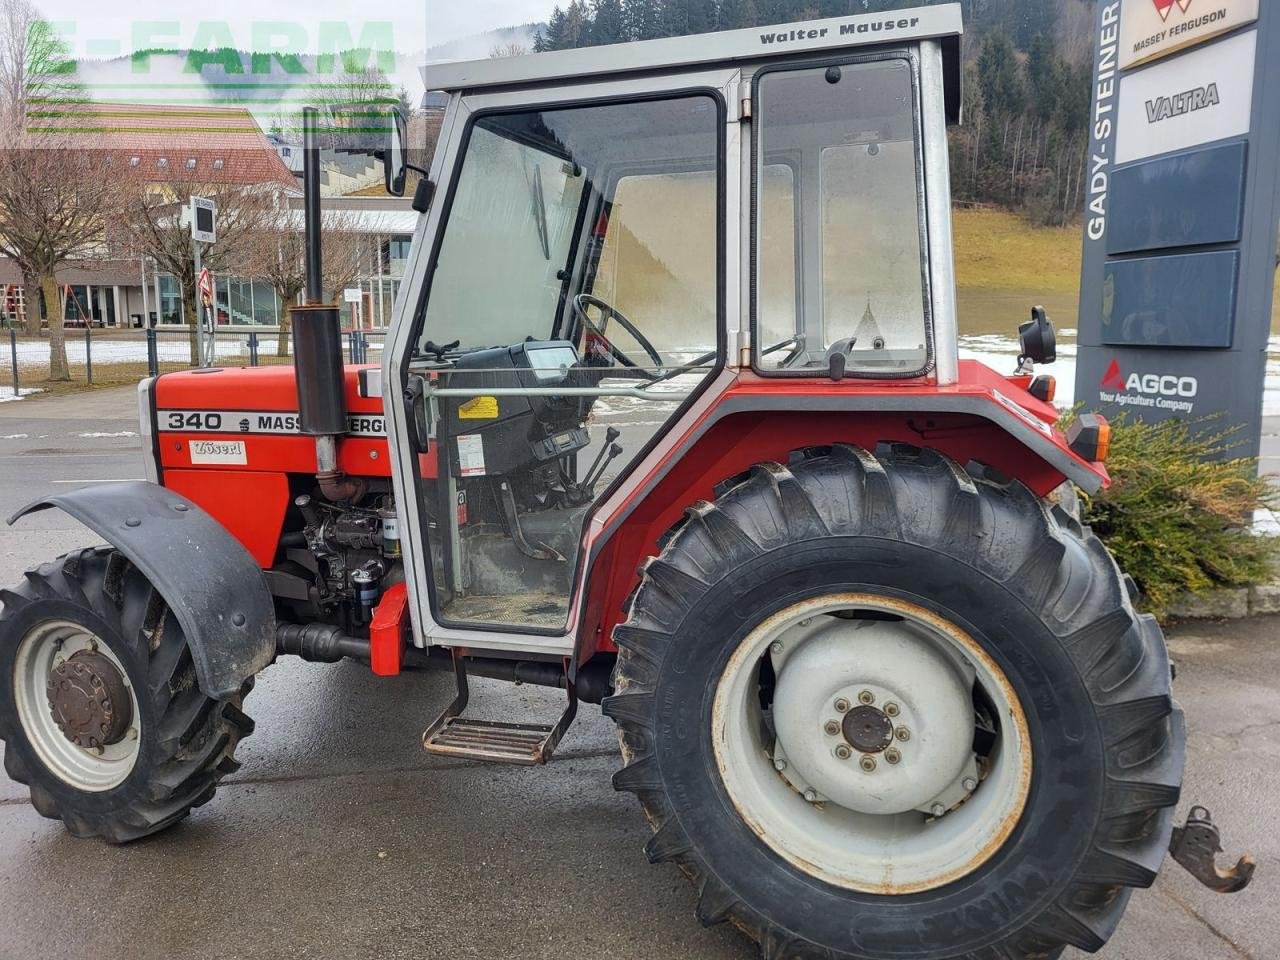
[1152,0,1193,22]
[1099,359,1198,414]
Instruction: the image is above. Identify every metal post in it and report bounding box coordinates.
[8,328,18,395]
[139,257,150,330]
[146,326,158,377]
[304,106,323,304]
[192,240,206,368]
[249,331,259,367]
[153,268,163,330]
[84,325,92,385]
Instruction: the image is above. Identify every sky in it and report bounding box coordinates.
[39,0,559,96]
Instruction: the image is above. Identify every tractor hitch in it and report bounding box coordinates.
[1169,806,1256,894]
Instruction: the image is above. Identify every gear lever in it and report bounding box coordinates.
[581,427,621,490]
[584,441,624,494]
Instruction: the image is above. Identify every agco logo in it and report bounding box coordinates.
[1152,0,1193,21]
[1100,359,1198,413]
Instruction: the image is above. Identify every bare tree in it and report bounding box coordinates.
[0,0,73,134]
[234,207,373,357]
[119,178,278,365]
[0,144,117,378]
[490,43,529,58]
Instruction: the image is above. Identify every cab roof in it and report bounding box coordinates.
[420,3,963,121]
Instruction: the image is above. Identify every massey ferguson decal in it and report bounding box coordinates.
[1099,358,1199,414]
[1120,0,1259,70]
[158,410,387,438]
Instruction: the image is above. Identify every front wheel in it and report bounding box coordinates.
[606,444,1184,959]
[0,547,254,843]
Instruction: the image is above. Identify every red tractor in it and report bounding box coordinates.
[0,6,1252,958]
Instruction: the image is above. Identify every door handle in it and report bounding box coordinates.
[404,375,431,453]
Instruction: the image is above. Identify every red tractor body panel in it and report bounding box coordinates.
[150,359,1102,663]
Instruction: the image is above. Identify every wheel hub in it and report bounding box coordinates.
[46,650,132,749]
[842,704,894,754]
[771,619,977,816]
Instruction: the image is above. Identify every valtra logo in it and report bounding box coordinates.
[1099,358,1199,414]
[1153,0,1193,21]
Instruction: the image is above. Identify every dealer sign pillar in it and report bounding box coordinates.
[1075,0,1280,458]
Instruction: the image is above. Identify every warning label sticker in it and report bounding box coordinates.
[456,434,486,477]
[458,396,500,420]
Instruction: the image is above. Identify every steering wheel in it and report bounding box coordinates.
[572,294,666,381]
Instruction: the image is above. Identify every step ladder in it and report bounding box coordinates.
[422,654,577,766]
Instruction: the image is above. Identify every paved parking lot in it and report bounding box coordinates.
[0,389,1275,960]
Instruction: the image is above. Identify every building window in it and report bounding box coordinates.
[212,158,225,170]
[252,282,279,325]
[129,156,140,167]
[186,158,197,170]
[156,157,168,169]
[380,235,412,277]
[158,275,183,324]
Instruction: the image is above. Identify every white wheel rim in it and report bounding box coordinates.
[13,620,142,792]
[712,593,1031,895]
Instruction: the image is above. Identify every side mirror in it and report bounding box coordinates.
[1019,305,1056,366]
[384,107,408,198]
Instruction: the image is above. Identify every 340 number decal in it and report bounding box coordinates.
[166,412,223,431]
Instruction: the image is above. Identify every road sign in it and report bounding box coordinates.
[189,196,217,244]
[197,268,214,308]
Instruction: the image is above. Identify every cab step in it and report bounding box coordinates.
[422,653,577,766]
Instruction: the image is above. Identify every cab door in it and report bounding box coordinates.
[382,68,742,656]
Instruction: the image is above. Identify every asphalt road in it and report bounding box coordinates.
[0,388,1276,960]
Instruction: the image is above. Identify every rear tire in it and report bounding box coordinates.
[0,547,254,843]
[606,444,1184,960]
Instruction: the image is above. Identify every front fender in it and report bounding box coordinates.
[8,481,275,700]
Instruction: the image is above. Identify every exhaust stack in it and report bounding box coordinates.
[294,106,366,503]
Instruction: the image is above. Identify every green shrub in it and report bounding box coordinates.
[1078,416,1279,619]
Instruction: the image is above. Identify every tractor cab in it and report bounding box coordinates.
[383,6,963,655]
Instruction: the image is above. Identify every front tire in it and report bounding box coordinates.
[606,444,1184,959]
[0,547,254,843]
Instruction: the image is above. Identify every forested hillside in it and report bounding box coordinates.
[532,0,1098,224]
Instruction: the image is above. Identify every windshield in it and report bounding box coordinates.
[418,96,719,359]
[421,123,585,352]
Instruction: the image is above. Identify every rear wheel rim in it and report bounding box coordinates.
[711,593,1031,895]
[13,620,142,792]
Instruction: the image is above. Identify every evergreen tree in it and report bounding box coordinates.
[977,29,1024,118]
[563,0,590,47]
[590,0,628,44]
[688,0,720,34]
[717,0,759,28]
[656,0,689,37]
[534,6,568,51]
[624,0,663,39]
[1026,33,1058,121]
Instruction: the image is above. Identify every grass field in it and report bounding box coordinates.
[953,209,1082,294]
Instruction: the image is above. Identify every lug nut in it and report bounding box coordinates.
[803,789,818,803]
[834,698,851,714]
[963,777,978,793]
[895,727,911,742]
[774,759,787,772]
[858,690,875,705]
[770,642,784,656]
[834,744,852,760]
[884,702,900,718]
[931,803,946,818]
[859,756,877,773]
[824,720,841,736]
[885,748,901,765]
